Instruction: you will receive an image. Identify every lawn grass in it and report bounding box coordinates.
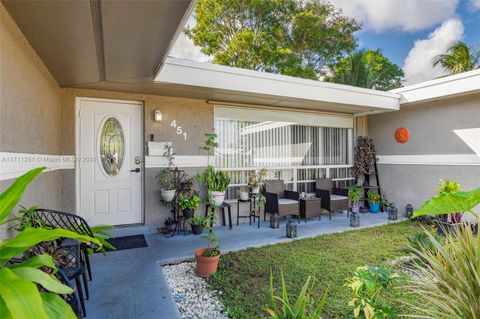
[208,221,422,318]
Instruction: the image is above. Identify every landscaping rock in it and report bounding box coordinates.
[162,262,228,319]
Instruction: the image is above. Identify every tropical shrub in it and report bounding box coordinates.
[345,266,401,319]
[405,225,479,318]
[434,179,462,223]
[406,186,480,318]
[0,167,101,319]
[249,168,268,188]
[264,270,327,319]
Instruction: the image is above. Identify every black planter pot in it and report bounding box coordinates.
[191,224,204,235]
[165,223,177,231]
[359,207,369,214]
[183,209,194,219]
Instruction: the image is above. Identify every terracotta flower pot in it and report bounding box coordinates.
[195,248,221,278]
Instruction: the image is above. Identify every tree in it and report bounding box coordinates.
[186,0,360,80]
[325,49,404,90]
[433,41,480,75]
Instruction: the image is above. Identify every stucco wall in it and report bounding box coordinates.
[0,3,64,237]
[367,94,480,215]
[60,88,214,230]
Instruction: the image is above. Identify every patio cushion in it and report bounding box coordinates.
[278,199,298,205]
[330,195,348,201]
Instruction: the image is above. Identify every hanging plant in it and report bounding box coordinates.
[352,136,376,179]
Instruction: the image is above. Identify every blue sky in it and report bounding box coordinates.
[357,0,480,67]
[170,0,480,85]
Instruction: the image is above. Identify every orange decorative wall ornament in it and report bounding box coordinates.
[395,128,409,143]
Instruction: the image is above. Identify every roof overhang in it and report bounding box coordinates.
[3,0,194,86]
[154,58,401,115]
[391,69,480,105]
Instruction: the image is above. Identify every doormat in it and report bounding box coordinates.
[105,235,148,252]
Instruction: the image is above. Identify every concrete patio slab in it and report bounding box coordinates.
[85,212,405,319]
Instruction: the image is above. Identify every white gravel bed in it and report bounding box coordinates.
[162,262,228,319]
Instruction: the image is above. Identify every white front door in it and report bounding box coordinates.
[77,98,143,226]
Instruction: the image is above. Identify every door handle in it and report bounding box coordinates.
[130,168,141,173]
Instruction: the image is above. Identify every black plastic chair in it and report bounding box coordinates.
[60,238,89,317]
[32,209,95,281]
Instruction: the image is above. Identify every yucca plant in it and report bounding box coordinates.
[0,167,101,319]
[405,186,480,319]
[265,270,328,319]
[404,225,479,318]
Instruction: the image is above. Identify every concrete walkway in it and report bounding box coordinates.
[85,213,404,319]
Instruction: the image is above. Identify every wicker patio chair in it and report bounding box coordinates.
[315,178,349,215]
[264,180,300,221]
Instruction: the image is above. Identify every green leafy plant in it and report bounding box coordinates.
[0,167,101,319]
[404,224,479,318]
[201,212,219,257]
[413,187,480,220]
[200,166,231,192]
[367,192,381,204]
[162,143,175,168]
[156,168,174,190]
[89,225,115,255]
[9,205,43,231]
[380,199,393,208]
[200,131,218,163]
[348,185,363,204]
[434,179,463,223]
[345,266,401,319]
[264,269,328,319]
[189,215,207,226]
[178,194,201,210]
[249,168,268,188]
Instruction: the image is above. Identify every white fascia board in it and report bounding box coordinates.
[391,69,480,105]
[155,58,400,111]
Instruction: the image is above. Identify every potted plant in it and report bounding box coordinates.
[156,168,175,202]
[195,212,220,277]
[202,166,231,206]
[367,191,381,213]
[164,217,177,231]
[178,193,200,219]
[189,215,207,235]
[249,168,268,194]
[348,185,363,213]
[239,186,249,201]
[381,199,392,213]
[198,132,231,206]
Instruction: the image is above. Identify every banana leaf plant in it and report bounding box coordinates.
[0,167,101,319]
[412,187,480,220]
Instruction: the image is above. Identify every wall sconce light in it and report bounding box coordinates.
[153,109,163,122]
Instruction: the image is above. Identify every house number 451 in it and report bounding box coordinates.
[170,120,187,141]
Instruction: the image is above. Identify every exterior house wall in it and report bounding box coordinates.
[0,3,64,238]
[367,93,480,216]
[60,88,214,231]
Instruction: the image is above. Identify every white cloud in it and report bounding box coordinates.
[330,0,459,32]
[469,0,480,10]
[403,19,464,85]
[168,16,210,62]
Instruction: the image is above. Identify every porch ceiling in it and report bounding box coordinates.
[3,0,193,86]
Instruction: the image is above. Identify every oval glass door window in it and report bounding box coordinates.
[99,117,125,176]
